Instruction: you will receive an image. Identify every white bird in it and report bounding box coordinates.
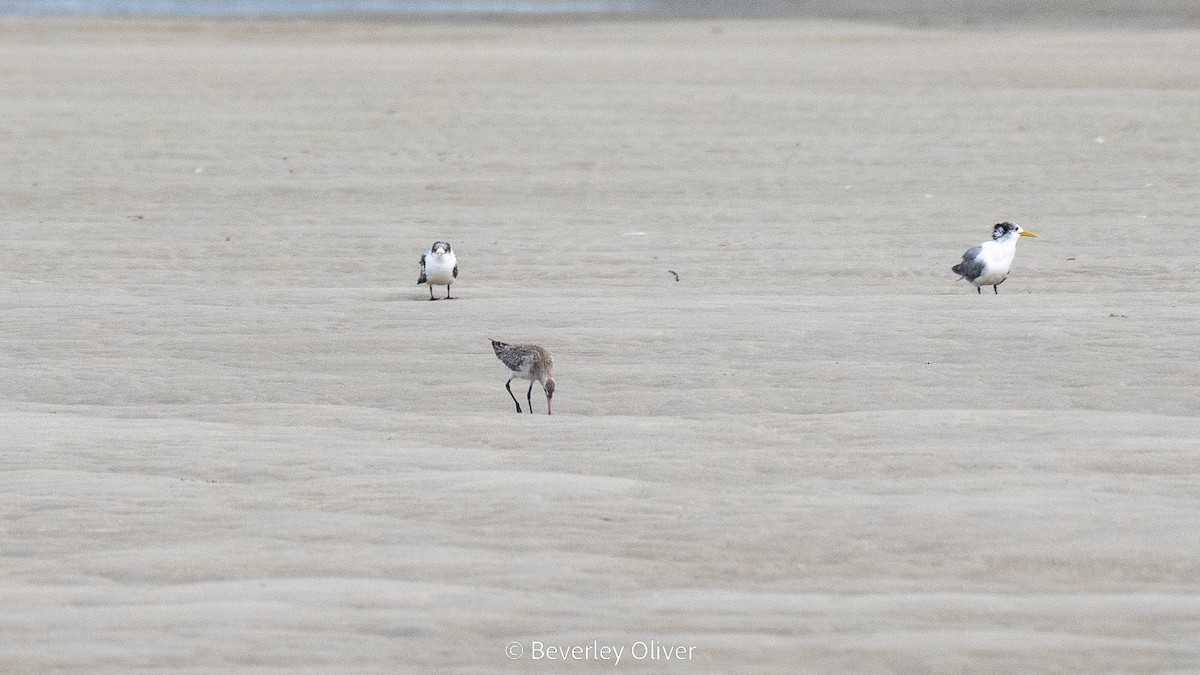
[952,222,1038,294]
[418,241,458,300]
[491,340,555,415]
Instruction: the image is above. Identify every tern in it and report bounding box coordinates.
[418,241,458,300]
[952,222,1038,294]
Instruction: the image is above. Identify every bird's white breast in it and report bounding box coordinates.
[424,252,456,285]
[972,238,1017,286]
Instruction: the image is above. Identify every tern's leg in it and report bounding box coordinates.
[428,285,436,301]
[505,378,522,413]
[526,381,534,414]
[445,286,453,300]
[977,286,982,294]
[993,285,999,294]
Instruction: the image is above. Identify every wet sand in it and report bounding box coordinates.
[1,17,1199,672]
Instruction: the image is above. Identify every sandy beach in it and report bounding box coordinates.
[2,15,1199,672]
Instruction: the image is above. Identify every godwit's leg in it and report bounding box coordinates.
[526,381,534,414]
[505,378,522,413]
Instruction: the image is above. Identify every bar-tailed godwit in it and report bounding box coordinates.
[491,340,555,415]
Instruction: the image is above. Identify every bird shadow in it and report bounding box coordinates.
[373,292,463,302]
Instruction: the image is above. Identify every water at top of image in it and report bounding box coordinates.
[0,0,665,16]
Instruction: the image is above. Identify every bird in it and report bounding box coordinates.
[418,241,458,300]
[952,222,1038,294]
[490,340,555,415]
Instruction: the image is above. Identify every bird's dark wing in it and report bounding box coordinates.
[417,253,427,285]
[453,263,458,279]
[491,340,525,371]
[952,245,984,280]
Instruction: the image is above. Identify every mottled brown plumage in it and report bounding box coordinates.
[491,340,555,414]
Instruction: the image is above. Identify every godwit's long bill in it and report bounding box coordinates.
[952,221,1038,294]
[490,340,555,415]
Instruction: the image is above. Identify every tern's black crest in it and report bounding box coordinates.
[431,241,452,254]
[991,222,1019,240]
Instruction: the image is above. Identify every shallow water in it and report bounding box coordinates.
[0,0,657,17]
[2,0,1195,25]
